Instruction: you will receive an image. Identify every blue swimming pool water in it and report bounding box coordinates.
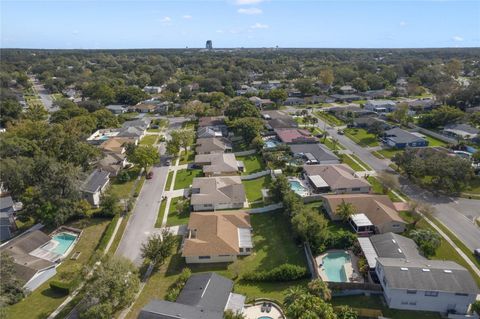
[264,138,280,148]
[51,233,77,255]
[258,317,273,319]
[322,251,350,282]
[289,180,307,195]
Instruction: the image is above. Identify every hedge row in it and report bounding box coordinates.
[50,280,75,295]
[242,264,309,282]
[96,215,119,252]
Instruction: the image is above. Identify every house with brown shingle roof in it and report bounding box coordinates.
[196,137,232,155]
[191,176,246,211]
[194,153,243,176]
[274,128,317,144]
[182,211,253,264]
[198,116,226,127]
[303,164,371,194]
[99,137,137,154]
[322,194,406,234]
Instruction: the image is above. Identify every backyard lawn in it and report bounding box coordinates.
[376,148,404,159]
[344,128,379,147]
[166,197,190,226]
[173,169,202,190]
[6,218,110,319]
[423,134,447,147]
[243,175,271,202]
[109,167,142,199]
[314,111,345,126]
[139,134,158,146]
[332,295,442,319]
[237,154,265,175]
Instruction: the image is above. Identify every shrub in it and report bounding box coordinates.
[165,268,191,301]
[50,280,73,295]
[242,264,308,282]
[117,171,131,183]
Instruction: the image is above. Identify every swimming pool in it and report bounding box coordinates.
[289,179,308,196]
[263,138,280,149]
[50,232,78,255]
[321,251,350,282]
[258,317,273,319]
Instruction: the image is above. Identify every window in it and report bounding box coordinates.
[392,224,400,228]
[239,248,244,253]
[409,302,417,305]
[407,290,417,294]
[219,255,231,257]
[198,256,211,260]
[352,188,361,191]
[425,291,438,297]
[401,301,408,305]
[455,293,468,296]
[245,248,251,252]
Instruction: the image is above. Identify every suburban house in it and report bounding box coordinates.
[353,117,391,130]
[97,152,127,177]
[274,128,317,144]
[0,196,17,241]
[191,176,246,211]
[330,94,362,102]
[117,126,146,140]
[322,194,407,234]
[197,126,227,138]
[407,98,437,114]
[194,153,242,176]
[105,104,127,114]
[303,164,371,194]
[182,211,253,263]
[383,128,429,148]
[340,85,357,94]
[364,100,397,113]
[198,116,226,128]
[283,97,305,106]
[249,96,274,108]
[0,230,57,291]
[289,143,340,165]
[443,123,479,140]
[86,129,121,145]
[261,110,298,129]
[121,118,151,131]
[80,169,110,207]
[358,233,478,314]
[361,90,393,99]
[139,273,245,319]
[196,137,232,155]
[328,106,376,121]
[98,137,137,154]
[129,103,157,113]
[143,86,162,94]
[236,85,258,95]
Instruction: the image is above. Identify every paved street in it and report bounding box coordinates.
[304,109,480,253]
[30,76,58,112]
[115,117,187,265]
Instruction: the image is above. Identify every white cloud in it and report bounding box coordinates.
[399,21,407,27]
[238,7,262,15]
[183,15,192,19]
[216,30,224,33]
[452,35,464,42]
[236,0,264,5]
[250,22,269,29]
[160,16,171,23]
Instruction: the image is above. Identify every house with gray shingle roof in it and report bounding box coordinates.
[383,127,428,148]
[191,176,246,211]
[80,169,110,207]
[195,137,232,155]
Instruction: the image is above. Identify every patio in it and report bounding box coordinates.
[243,301,285,319]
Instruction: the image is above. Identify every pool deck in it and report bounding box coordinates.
[315,249,364,283]
[288,177,311,197]
[243,302,285,319]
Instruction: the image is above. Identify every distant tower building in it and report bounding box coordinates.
[206,40,213,50]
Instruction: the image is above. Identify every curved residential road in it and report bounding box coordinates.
[305,109,480,254]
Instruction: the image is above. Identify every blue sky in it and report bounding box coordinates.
[1,0,479,49]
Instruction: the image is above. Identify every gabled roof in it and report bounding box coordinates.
[303,164,370,190]
[191,176,245,206]
[370,232,421,260]
[365,99,396,107]
[80,169,110,193]
[183,211,251,257]
[274,128,316,144]
[196,137,231,154]
[194,153,239,174]
[377,258,479,295]
[198,116,226,127]
[322,194,405,226]
[290,144,339,163]
[99,137,135,154]
[444,123,479,135]
[384,127,427,144]
[0,196,14,212]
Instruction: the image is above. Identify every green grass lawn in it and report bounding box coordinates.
[165,171,174,191]
[423,134,447,147]
[179,149,195,165]
[322,137,345,151]
[367,176,403,202]
[155,199,168,227]
[237,154,265,175]
[232,139,250,152]
[173,169,202,190]
[344,128,379,147]
[109,167,141,199]
[332,295,441,319]
[463,176,480,195]
[243,175,271,202]
[314,111,345,126]
[6,218,110,319]
[166,197,190,226]
[139,134,158,146]
[339,154,367,171]
[377,148,404,159]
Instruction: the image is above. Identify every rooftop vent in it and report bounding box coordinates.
[392,239,397,244]
[398,249,403,253]
[422,268,430,272]
[444,270,452,273]
[401,267,408,271]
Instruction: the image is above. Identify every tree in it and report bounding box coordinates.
[472,300,480,316]
[319,68,334,86]
[140,230,177,267]
[0,252,25,305]
[128,145,159,171]
[284,287,336,319]
[0,99,22,126]
[169,129,195,154]
[445,59,462,78]
[224,97,260,119]
[390,102,410,125]
[295,79,314,95]
[81,256,140,319]
[335,200,356,222]
[365,74,385,90]
[352,78,368,92]
[307,279,332,301]
[224,310,246,319]
[410,229,441,257]
[269,88,288,106]
[418,105,465,129]
[335,305,358,319]
[367,121,385,139]
[376,171,400,194]
[166,138,181,156]
[228,118,264,144]
[92,109,119,129]
[99,192,121,217]
[115,86,149,105]
[23,104,48,121]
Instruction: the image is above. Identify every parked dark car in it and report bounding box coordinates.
[146,171,154,179]
[474,248,480,258]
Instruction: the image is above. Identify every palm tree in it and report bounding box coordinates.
[335,200,356,222]
[284,286,307,307]
[307,279,332,301]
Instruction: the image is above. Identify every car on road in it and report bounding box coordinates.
[146,171,154,179]
[474,248,480,258]
[337,129,345,135]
